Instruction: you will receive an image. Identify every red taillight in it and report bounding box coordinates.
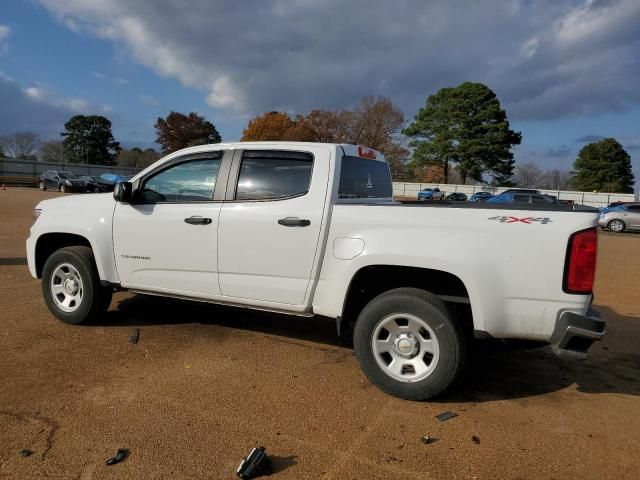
[564,228,597,294]
[358,146,377,159]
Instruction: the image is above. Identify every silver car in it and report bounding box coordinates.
[598,204,640,232]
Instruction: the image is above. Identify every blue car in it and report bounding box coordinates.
[487,192,557,204]
[469,191,494,202]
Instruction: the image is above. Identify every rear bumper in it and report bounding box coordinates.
[550,307,605,360]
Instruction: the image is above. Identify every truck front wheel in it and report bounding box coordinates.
[41,246,112,325]
[353,288,466,400]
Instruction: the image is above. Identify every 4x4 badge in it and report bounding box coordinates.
[488,216,552,224]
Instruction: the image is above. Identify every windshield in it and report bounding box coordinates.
[58,172,77,179]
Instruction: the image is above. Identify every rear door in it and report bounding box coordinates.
[217,146,331,306]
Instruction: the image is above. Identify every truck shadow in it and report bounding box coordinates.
[95,293,340,347]
[439,305,640,402]
[97,296,640,401]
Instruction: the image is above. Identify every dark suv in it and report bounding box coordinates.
[39,171,86,193]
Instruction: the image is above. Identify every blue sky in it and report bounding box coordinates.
[1,0,639,182]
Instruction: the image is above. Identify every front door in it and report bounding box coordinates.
[217,147,331,305]
[113,151,228,296]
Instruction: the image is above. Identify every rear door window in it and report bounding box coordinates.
[235,150,313,201]
[339,155,392,199]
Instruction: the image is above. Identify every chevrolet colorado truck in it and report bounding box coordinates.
[26,142,605,400]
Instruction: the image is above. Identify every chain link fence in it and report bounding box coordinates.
[393,182,637,208]
[0,158,141,185]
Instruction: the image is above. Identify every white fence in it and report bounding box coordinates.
[393,182,637,208]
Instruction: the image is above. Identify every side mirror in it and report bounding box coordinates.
[113,181,133,203]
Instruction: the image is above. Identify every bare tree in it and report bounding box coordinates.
[513,162,543,188]
[538,169,573,190]
[346,96,404,150]
[39,140,66,163]
[0,132,41,159]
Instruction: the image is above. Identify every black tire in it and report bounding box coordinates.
[353,288,467,400]
[607,219,625,233]
[94,186,100,193]
[39,181,46,191]
[41,246,112,325]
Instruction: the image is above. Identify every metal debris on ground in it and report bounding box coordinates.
[128,328,140,344]
[236,446,273,479]
[436,411,458,422]
[19,449,33,457]
[472,435,481,444]
[106,448,129,466]
[420,436,437,445]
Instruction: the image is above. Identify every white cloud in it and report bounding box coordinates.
[139,94,160,107]
[92,71,106,79]
[0,24,10,53]
[35,0,640,120]
[22,82,108,114]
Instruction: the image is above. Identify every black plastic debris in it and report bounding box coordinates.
[106,448,129,466]
[128,328,140,344]
[19,449,33,457]
[472,435,480,444]
[436,411,458,422]
[236,447,273,479]
[420,436,437,445]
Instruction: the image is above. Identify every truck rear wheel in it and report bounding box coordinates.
[353,288,466,400]
[41,246,112,325]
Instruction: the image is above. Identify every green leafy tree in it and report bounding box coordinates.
[403,82,521,185]
[572,138,635,193]
[155,111,221,154]
[117,147,161,168]
[61,115,120,165]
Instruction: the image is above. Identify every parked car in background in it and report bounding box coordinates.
[446,192,467,201]
[79,176,105,193]
[417,187,445,200]
[487,192,558,204]
[469,191,494,202]
[599,203,640,232]
[39,171,86,193]
[500,188,540,195]
[90,173,132,193]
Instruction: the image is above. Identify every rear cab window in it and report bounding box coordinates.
[338,155,392,199]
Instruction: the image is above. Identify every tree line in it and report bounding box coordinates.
[0,81,634,192]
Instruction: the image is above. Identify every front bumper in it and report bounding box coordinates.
[550,308,605,360]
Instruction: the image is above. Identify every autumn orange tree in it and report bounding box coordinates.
[240,111,296,141]
[241,97,410,179]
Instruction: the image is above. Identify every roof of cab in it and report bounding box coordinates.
[157,142,386,162]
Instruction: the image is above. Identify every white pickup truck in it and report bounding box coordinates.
[27,142,605,399]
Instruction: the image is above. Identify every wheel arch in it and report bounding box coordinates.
[35,233,96,278]
[339,264,474,336]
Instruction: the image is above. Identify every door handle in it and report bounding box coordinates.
[278,217,311,227]
[184,216,212,225]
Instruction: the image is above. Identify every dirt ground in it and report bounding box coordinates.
[1,187,639,480]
